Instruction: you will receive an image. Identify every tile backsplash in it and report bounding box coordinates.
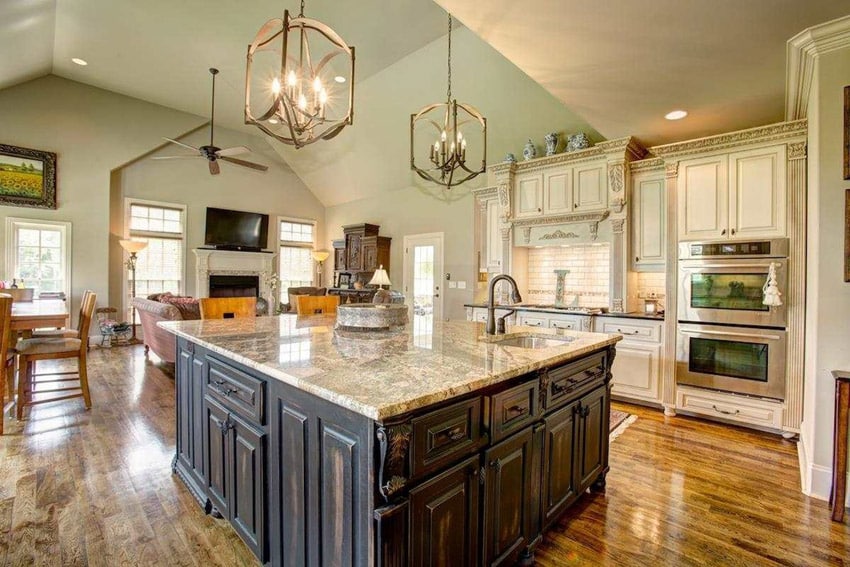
[526,245,610,307]
[636,271,666,299]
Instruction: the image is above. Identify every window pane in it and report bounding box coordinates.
[129,204,183,235]
[279,245,314,301]
[12,224,66,297]
[279,220,314,244]
[18,229,39,246]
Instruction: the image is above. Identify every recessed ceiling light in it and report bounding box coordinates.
[334,76,346,83]
[71,58,88,66]
[665,109,688,120]
[268,118,279,124]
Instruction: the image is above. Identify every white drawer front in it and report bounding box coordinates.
[599,320,661,343]
[610,343,661,402]
[676,386,783,430]
[517,315,547,328]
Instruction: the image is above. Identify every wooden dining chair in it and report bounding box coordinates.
[296,295,340,315]
[32,289,92,339]
[15,291,97,419]
[0,294,15,434]
[199,297,257,319]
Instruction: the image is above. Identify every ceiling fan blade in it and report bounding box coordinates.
[152,155,203,160]
[217,146,251,157]
[220,156,269,172]
[209,160,221,175]
[163,137,200,152]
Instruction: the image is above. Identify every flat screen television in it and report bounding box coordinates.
[204,207,269,252]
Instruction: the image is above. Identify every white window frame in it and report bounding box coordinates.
[4,217,73,300]
[123,198,187,315]
[277,215,317,298]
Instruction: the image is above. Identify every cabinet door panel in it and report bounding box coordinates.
[574,164,607,211]
[177,348,193,472]
[543,170,573,214]
[206,395,231,519]
[231,414,265,560]
[515,174,543,218]
[578,386,609,491]
[319,422,359,564]
[483,429,534,567]
[610,342,661,402]
[273,401,309,566]
[410,456,479,567]
[542,401,579,526]
[486,199,503,270]
[191,356,208,483]
[678,156,728,240]
[729,146,786,238]
[632,174,665,268]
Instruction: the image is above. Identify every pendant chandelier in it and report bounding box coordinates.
[410,14,487,189]
[245,0,355,149]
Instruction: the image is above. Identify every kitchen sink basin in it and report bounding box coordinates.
[492,335,575,349]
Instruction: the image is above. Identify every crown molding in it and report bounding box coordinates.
[629,157,665,173]
[786,14,850,120]
[649,119,807,159]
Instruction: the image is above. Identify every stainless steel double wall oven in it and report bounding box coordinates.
[676,239,789,400]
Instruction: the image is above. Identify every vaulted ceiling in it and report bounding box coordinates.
[1,0,848,206]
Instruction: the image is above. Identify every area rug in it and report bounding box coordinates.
[609,409,637,442]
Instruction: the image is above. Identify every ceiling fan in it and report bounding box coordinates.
[154,68,268,175]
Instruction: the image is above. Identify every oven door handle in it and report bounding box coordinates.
[680,263,783,270]
[679,328,783,341]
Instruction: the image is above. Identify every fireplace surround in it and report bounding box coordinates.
[194,248,275,302]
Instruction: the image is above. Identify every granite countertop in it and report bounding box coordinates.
[464,303,665,321]
[159,316,621,422]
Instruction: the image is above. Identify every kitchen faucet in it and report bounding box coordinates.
[486,274,523,335]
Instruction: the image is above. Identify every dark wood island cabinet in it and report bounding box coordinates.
[165,316,619,566]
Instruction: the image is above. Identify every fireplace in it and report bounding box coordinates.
[209,274,259,298]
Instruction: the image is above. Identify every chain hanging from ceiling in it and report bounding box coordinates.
[245,0,355,149]
[410,13,487,189]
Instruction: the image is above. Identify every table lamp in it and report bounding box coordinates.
[120,239,149,341]
[311,250,330,287]
[369,265,393,304]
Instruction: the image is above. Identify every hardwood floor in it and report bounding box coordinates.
[0,345,847,566]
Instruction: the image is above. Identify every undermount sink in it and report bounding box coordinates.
[492,335,575,349]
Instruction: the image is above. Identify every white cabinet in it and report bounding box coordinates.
[729,146,786,239]
[514,160,608,219]
[678,145,787,241]
[515,174,543,218]
[573,163,607,211]
[595,317,663,404]
[485,199,502,271]
[631,172,666,270]
[516,314,547,328]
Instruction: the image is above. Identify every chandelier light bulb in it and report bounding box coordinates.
[298,93,308,111]
[272,77,281,94]
[287,70,298,87]
[319,89,328,105]
[440,130,447,142]
[313,76,322,92]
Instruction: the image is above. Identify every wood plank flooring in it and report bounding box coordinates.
[0,345,847,566]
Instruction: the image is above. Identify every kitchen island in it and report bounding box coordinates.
[160,315,621,566]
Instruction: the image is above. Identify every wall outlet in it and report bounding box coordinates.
[457,281,467,289]
[448,281,457,289]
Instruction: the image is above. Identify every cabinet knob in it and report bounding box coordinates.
[721,229,727,236]
[489,459,502,471]
[537,208,542,213]
[635,256,640,263]
[731,228,737,235]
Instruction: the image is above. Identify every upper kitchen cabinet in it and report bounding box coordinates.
[485,198,503,270]
[543,170,573,215]
[631,170,666,270]
[515,173,544,218]
[677,144,787,241]
[573,163,607,212]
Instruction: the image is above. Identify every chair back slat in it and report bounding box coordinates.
[77,290,92,332]
[296,295,339,315]
[78,292,97,350]
[0,294,12,363]
[199,297,257,319]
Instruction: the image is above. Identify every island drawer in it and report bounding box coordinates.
[206,356,265,425]
[410,397,482,478]
[544,352,606,411]
[489,380,539,442]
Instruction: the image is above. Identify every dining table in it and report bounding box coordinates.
[10,299,70,337]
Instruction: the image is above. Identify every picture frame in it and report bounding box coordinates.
[337,273,351,289]
[0,143,57,209]
[846,189,850,282]
[845,86,850,181]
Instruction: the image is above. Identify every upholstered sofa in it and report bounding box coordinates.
[133,297,198,363]
[284,286,326,313]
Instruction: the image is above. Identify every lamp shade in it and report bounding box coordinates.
[312,250,330,263]
[368,265,392,287]
[119,239,149,254]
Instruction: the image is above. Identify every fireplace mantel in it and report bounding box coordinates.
[193,248,276,300]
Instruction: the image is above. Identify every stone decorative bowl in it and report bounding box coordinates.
[336,304,409,330]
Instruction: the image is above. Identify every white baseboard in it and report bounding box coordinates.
[798,434,850,506]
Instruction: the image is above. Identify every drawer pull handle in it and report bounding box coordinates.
[218,416,233,435]
[449,430,466,441]
[438,427,466,443]
[505,404,528,418]
[712,405,740,416]
[616,328,640,335]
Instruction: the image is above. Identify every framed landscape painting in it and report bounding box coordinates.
[0,143,57,209]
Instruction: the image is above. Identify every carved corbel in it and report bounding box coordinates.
[788,141,807,160]
[611,197,627,214]
[500,226,512,243]
[611,218,625,234]
[607,162,625,193]
[497,183,511,221]
[521,226,531,244]
[589,221,600,241]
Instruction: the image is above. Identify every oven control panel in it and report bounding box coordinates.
[680,238,788,260]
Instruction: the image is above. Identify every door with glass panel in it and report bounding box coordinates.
[403,234,444,334]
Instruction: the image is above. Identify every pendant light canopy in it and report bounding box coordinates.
[245,0,355,149]
[410,14,487,189]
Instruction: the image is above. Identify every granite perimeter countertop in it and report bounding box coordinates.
[159,316,621,422]
[464,303,665,321]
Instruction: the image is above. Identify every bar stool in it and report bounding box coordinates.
[199,297,256,319]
